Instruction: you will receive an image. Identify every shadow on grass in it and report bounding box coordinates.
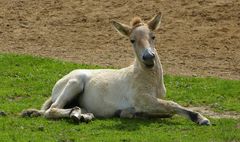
[94,117,183,131]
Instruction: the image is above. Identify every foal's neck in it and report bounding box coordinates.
[133,52,166,97]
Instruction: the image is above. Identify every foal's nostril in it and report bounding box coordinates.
[151,53,155,58]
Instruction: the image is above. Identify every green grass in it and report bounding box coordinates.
[0,53,240,142]
[165,76,240,112]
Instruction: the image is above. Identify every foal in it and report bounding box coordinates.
[22,13,210,125]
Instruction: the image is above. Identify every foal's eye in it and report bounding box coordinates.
[130,39,135,44]
[151,36,155,40]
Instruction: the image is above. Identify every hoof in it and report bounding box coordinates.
[80,113,95,123]
[0,111,7,116]
[70,107,81,123]
[199,119,211,126]
[70,114,80,123]
[69,107,94,123]
[21,109,41,117]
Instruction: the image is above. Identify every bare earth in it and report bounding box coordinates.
[0,0,240,80]
[189,106,240,119]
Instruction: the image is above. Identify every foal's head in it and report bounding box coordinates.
[112,13,162,69]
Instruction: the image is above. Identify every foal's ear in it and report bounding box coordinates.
[111,21,131,37]
[147,12,162,31]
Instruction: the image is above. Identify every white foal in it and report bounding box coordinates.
[22,13,210,125]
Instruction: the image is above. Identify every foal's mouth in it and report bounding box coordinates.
[144,61,155,68]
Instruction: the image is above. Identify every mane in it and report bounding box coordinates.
[130,17,144,28]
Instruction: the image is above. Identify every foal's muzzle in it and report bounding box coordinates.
[142,48,155,68]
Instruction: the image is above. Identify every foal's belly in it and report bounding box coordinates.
[80,72,133,118]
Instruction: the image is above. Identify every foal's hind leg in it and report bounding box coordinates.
[21,97,52,117]
[44,106,94,122]
[44,78,94,122]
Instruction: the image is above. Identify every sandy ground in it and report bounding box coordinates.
[0,0,239,80]
[189,106,240,119]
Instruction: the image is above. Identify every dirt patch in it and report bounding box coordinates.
[189,106,240,119]
[0,0,239,80]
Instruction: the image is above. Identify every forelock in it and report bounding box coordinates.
[130,17,144,28]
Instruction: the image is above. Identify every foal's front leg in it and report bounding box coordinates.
[135,94,210,125]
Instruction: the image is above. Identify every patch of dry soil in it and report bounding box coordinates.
[189,106,240,119]
[0,0,240,80]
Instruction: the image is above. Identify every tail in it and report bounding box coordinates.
[21,97,53,117]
